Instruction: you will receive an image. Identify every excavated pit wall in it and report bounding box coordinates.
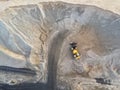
[0,2,120,90]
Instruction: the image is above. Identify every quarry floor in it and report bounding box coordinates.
[0,1,120,90]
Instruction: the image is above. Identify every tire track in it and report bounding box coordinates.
[0,66,36,75]
[47,30,70,90]
[0,30,70,90]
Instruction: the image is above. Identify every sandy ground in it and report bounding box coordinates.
[0,0,120,14]
[0,1,120,90]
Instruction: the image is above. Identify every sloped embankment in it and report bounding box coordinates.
[0,2,120,90]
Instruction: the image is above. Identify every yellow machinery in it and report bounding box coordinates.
[70,42,80,60]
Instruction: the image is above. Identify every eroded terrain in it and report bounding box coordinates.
[0,2,120,90]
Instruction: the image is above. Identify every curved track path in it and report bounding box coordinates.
[0,30,69,90]
[47,30,69,90]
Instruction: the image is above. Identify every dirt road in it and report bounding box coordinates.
[0,30,70,90]
[47,30,70,90]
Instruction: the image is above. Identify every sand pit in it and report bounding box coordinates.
[0,2,120,90]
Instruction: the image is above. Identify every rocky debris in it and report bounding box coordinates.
[0,3,49,84]
[0,1,120,90]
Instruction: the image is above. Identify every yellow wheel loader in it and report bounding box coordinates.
[70,42,80,60]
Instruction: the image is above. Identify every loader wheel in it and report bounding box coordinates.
[77,53,80,56]
[71,48,74,50]
[74,55,77,58]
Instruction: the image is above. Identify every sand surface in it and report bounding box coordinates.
[0,0,120,15]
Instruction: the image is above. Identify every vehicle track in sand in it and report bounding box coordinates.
[0,30,70,90]
[47,30,70,90]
